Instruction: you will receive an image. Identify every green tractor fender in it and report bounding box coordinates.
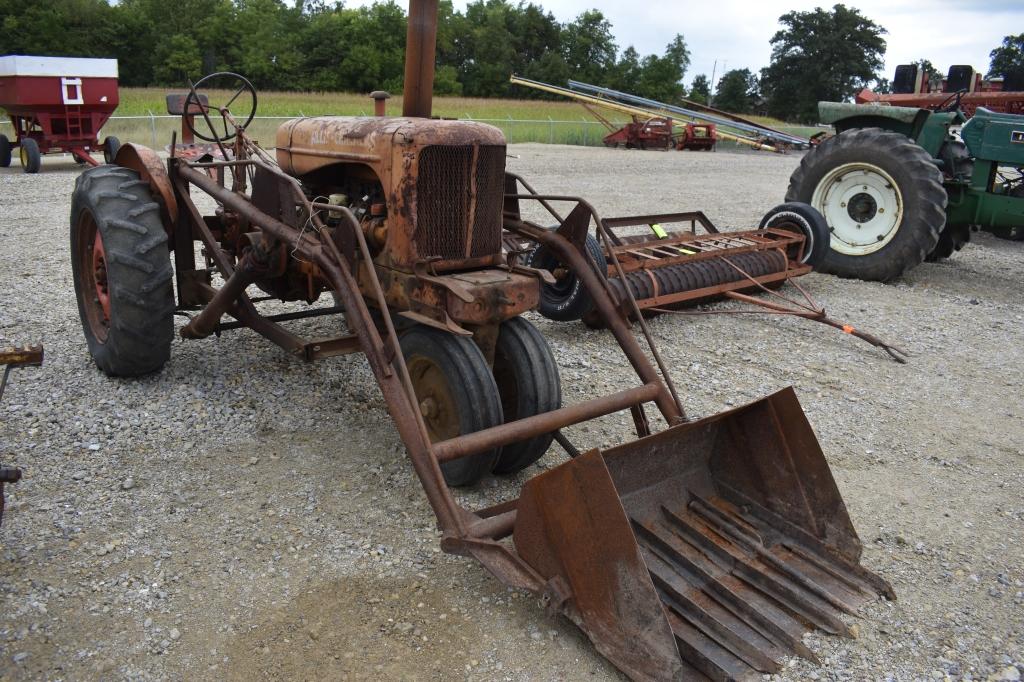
[818,102,963,157]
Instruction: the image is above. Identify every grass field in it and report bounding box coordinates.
[3,87,826,149]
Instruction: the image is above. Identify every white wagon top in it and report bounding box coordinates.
[0,55,118,78]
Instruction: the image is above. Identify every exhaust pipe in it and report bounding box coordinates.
[402,0,438,118]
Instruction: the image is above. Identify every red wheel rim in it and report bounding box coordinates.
[78,213,110,343]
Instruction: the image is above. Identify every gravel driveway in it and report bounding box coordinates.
[1,143,1021,681]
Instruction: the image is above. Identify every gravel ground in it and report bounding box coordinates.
[0,143,1022,681]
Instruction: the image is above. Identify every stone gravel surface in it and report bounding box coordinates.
[0,143,1022,681]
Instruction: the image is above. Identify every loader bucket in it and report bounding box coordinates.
[513,387,893,681]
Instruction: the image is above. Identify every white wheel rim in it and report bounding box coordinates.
[812,162,903,256]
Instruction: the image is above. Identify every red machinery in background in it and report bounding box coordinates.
[856,63,1024,117]
[602,115,717,151]
[0,55,121,173]
[676,121,716,150]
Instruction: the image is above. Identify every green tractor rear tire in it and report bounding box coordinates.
[785,128,947,282]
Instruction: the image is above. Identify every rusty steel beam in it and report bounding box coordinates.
[433,382,662,463]
[403,0,438,118]
[180,255,259,339]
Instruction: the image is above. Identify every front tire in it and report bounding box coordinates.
[490,317,562,474]
[400,326,503,487]
[71,165,175,376]
[785,128,947,281]
[0,135,11,167]
[19,138,41,174]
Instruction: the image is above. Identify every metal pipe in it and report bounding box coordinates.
[568,79,810,147]
[180,255,258,339]
[402,0,438,118]
[371,90,391,117]
[509,75,780,152]
[434,382,662,463]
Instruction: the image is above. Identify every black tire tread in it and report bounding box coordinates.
[20,137,41,174]
[0,134,10,167]
[71,165,174,376]
[527,233,607,321]
[785,127,947,282]
[399,326,503,487]
[490,317,562,474]
[757,202,831,269]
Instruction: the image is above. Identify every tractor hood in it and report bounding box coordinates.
[275,116,506,177]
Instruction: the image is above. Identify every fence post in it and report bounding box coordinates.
[548,116,553,144]
[147,110,157,148]
[583,117,589,146]
[508,116,513,144]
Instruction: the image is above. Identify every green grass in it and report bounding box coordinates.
[3,87,824,149]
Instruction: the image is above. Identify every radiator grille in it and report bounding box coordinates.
[415,144,505,261]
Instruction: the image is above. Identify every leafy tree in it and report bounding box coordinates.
[759,4,886,123]
[561,9,617,85]
[153,34,203,85]
[873,77,891,94]
[634,34,689,102]
[714,68,757,113]
[988,34,1024,84]
[913,58,941,90]
[234,0,303,90]
[689,74,710,104]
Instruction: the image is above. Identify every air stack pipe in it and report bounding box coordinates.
[402,0,438,118]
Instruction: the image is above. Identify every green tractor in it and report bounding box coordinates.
[785,100,1024,281]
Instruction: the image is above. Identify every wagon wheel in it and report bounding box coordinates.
[183,72,258,143]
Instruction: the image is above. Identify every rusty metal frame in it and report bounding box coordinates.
[157,114,694,593]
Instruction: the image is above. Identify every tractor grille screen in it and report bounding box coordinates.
[415,144,505,261]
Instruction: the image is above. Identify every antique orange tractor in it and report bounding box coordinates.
[68,1,892,678]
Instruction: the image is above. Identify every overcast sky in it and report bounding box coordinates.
[344,0,1023,87]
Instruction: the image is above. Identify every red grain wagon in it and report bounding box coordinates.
[0,55,120,173]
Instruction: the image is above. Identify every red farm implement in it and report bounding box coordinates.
[0,56,120,173]
[602,116,718,151]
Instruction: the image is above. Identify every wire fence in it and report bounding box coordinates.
[0,113,827,150]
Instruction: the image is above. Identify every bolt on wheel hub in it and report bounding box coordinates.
[813,163,903,255]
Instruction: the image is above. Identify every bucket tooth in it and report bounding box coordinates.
[632,518,817,664]
[643,548,784,673]
[513,387,891,681]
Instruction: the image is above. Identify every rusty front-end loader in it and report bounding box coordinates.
[66,1,891,678]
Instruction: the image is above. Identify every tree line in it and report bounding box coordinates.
[1,0,1022,124]
[0,0,690,102]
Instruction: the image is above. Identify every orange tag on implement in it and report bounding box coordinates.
[842,325,855,334]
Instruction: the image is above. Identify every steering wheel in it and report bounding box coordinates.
[183,72,258,143]
[932,89,967,113]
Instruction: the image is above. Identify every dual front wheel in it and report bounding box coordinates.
[401,318,562,487]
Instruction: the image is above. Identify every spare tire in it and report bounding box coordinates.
[526,232,607,321]
[757,202,831,269]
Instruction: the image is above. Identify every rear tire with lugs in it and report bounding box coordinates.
[71,165,174,376]
[785,127,947,281]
